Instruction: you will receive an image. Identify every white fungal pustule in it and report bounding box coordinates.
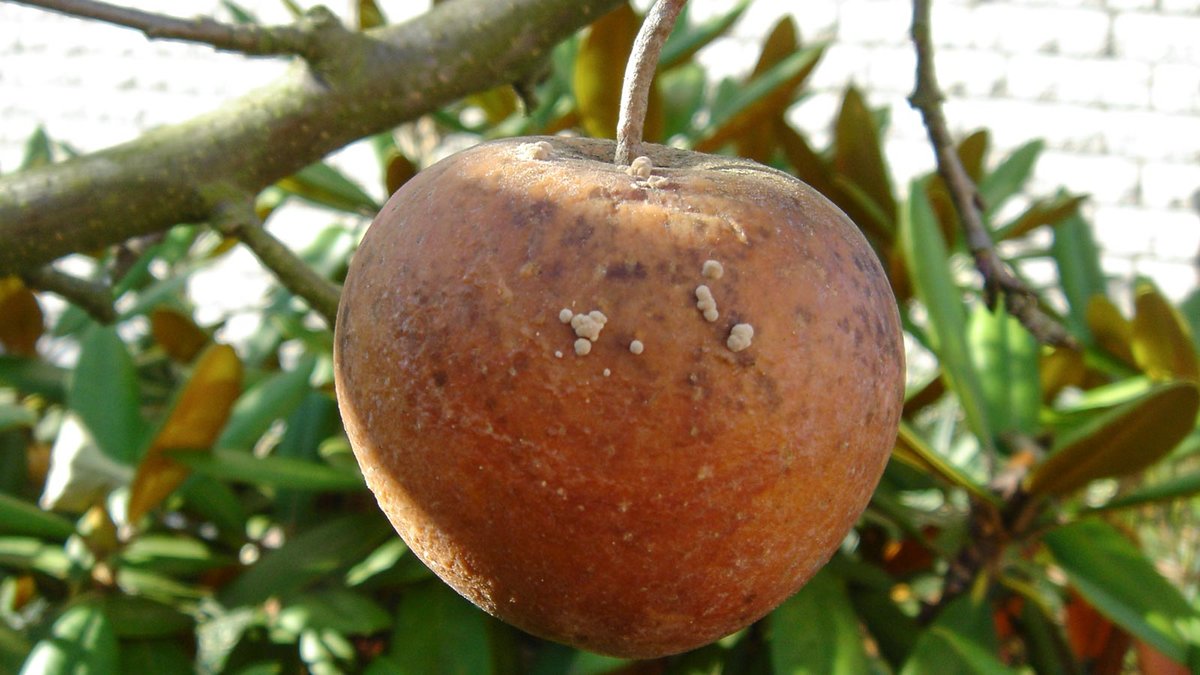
[701,259,724,280]
[627,155,653,180]
[727,323,755,352]
[695,285,719,322]
[519,140,554,161]
[603,368,611,377]
[629,340,644,355]
[574,338,592,356]
[558,308,574,324]
[570,310,608,342]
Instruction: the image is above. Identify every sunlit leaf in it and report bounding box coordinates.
[19,125,53,171]
[833,87,897,225]
[574,3,663,141]
[697,43,824,154]
[659,0,750,70]
[1131,281,1199,382]
[0,277,42,356]
[767,568,871,673]
[117,533,235,577]
[468,86,519,125]
[68,325,142,464]
[0,492,74,540]
[168,448,363,492]
[0,537,70,578]
[20,600,118,675]
[969,302,1041,437]
[1045,519,1200,664]
[901,181,996,453]
[994,192,1087,241]
[892,422,996,506]
[150,307,209,363]
[1089,469,1200,513]
[39,413,134,513]
[127,345,243,524]
[1086,295,1135,366]
[356,0,386,30]
[979,140,1042,217]
[346,538,410,587]
[276,162,380,215]
[1028,381,1199,495]
[1040,346,1085,403]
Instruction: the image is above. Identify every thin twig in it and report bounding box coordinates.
[22,266,117,325]
[614,0,687,165]
[9,0,330,59]
[212,201,341,327]
[908,0,1076,349]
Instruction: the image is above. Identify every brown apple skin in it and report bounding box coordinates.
[334,136,904,658]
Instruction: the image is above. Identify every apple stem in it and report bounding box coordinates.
[614,0,687,165]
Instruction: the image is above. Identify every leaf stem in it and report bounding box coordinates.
[614,0,687,165]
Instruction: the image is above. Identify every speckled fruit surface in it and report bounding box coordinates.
[333,136,905,658]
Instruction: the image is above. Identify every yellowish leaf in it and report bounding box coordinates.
[1040,346,1086,402]
[150,307,209,364]
[1027,381,1200,496]
[735,17,801,162]
[1086,295,1135,366]
[468,86,519,125]
[573,3,664,141]
[1131,282,1199,382]
[127,344,242,523]
[384,152,417,196]
[957,130,989,184]
[356,0,386,30]
[0,277,43,357]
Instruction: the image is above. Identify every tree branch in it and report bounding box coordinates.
[0,0,624,276]
[908,0,1076,349]
[212,199,341,327]
[8,0,330,59]
[22,265,117,325]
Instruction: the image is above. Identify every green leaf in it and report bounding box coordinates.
[384,581,494,674]
[278,589,393,636]
[968,302,1041,437]
[1131,280,1200,382]
[220,0,259,24]
[216,355,316,451]
[179,474,247,537]
[20,600,119,675]
[118,533,235,576]
[98,595,195,638]
[276,162,380,215]
[167,448,363,492]
[346,538,410,587]
[979,140,1043,218]
[0,492,74,540]
[1028,381,1199,495]
[1045,519,1200,663]
[0,355,68,401]
[1089,469,1200,513]
[901,596,1009,675]
[118,639,195,675]
[901,181,996,453]
[0,621,31,675]
[20,125,53,171]
[659,62,707,140]
[68,325,143,464]
[219,512,393,607]
[659,0,750,70]
[767,569,871,673]
[892,422,996,506]
[0,536,71,578]
[832,86,897,225]
[994,191,1087,241]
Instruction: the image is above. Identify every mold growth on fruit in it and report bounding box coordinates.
[626,156,653,180]
[570,311,608,341]
[519,140,554,161]
[727,323,754,352]
[629,340,644,355]
[574,338,592,356]
[558,308,574,324]
[695,285,719,322]
[702,260,724,280]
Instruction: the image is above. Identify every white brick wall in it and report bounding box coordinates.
[2,0,1199,304]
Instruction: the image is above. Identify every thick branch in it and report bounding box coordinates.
[0,0,624,275]
[8,0,326,58]
[908,0,1075,349]
[213,200,340,327]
